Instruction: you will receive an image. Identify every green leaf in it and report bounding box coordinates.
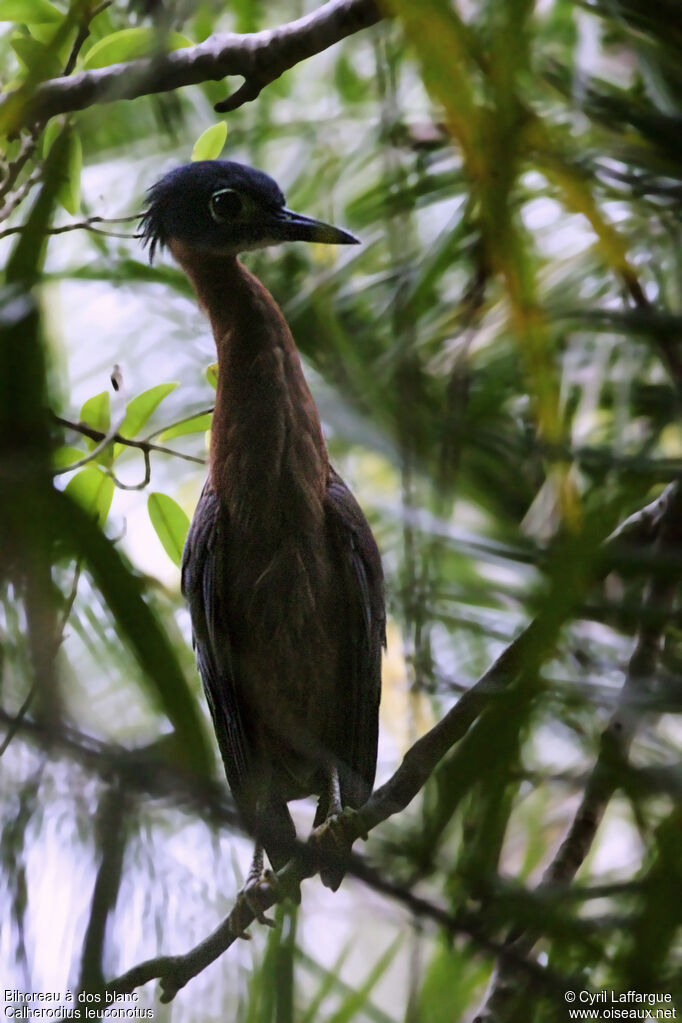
[81,28,192,69]
[64,466,114,527]
[52,487,211,775]
[160,411,212,441]
[59,126,82,214]
[148,492,189,567]
[0,0,61,23]
[41,116,60,156]
[10,34,62,77]
[52,445,86,469]
[5,126,70,287]
[80,390,110,448]
[115,382,177,457]
[191,122,228,161]
[205,362,218,390]
[43,121,81,213]
[327,937,402,1023]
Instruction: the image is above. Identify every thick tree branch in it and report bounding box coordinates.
[0,0,383,132]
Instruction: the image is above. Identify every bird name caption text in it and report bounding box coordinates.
[3,991,154,1020]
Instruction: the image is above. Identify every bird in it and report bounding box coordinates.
[140,160,385,893]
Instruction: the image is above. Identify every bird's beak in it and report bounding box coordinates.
[276,208,360,245]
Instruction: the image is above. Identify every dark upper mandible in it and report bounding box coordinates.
[140,160,359,262]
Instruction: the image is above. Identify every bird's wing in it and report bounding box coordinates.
[324,468,385,808]
[181,484,251,800]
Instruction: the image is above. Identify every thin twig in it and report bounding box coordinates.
[53,399,127,476]
[0,129,40,211]
[52,413,207,466]
[0,166,42,222]
[0,214,140,241]
[63,1,112,77]
[105,448,151,491]
[0,686,37,759]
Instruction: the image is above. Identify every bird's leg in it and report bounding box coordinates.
[245,842,267,889]
[327,763,343,818]
[310,766,358,891]
[231,842,278,937]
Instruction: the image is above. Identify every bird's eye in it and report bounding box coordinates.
[209,188,243,223]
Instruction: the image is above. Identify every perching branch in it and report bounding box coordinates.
[4,484,674,1003]
[104,840,571,1007]
[0,0,383,132]
[94,480,682,1002]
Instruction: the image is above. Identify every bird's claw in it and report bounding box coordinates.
[231,870,280,937]
[312,806,358,847]
[310,807,359,889]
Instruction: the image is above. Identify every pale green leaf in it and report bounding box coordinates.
[10,34,61,76]
[160,411,212,441]
[148,492,190,567]
[115,382,178,457]
[80,391,110,450]
[41,116,61,156]
[205,362,218,390]
[191,122,228,161]
[52,445,86,470]
[0,0,61,23]
[65,467,114,527]
[42,121,81,212]
[82,28,192,69]
[62,128,81,214]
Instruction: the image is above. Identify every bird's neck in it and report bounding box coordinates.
[170,246,328,533]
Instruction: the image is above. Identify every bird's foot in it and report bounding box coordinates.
[309,807,358,891]
[230,870,279,939]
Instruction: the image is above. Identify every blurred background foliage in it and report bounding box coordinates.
[1,0,681,1020]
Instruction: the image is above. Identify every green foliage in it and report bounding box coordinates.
[64,466,114,527]
[81,28,192,69]
[80,390,110,438]
[160,411,212,440]
[147,492,189,567]
[116,382,178,449]
[52,488,211,774]
[1,0,682,1019]
[191,122,228,161]
[0,0,61,23]
[42,120,81,213]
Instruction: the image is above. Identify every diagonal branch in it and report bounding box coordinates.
[90,481,682,1002]
[5,484,675,1005]
[0,0,384,132]
[104,826,571,1006]
[472,481,682,1023]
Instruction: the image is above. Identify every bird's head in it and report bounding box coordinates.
[140,160,359,262]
